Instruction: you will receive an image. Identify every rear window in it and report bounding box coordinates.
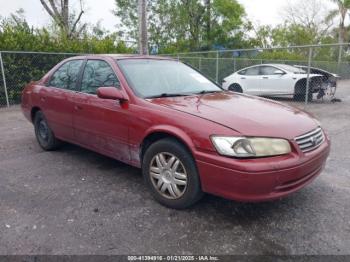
[49,60,83,90]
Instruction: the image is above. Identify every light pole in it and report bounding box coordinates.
[138,0,148,55]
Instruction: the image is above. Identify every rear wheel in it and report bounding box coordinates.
[142,138,203,209]
[34,111,61,150]
[294,81,313,102]
[228,84,243,93]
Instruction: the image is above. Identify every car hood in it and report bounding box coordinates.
[149,92,318,139]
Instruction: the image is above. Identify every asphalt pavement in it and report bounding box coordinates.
[0,81,349,255]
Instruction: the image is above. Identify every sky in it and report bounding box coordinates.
[0,0,117,31]
[237,0,286,26]
[0,0,292,32]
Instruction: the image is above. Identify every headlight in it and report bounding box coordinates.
[211,136,291,158]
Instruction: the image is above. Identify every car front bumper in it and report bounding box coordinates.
[195,138,331,202]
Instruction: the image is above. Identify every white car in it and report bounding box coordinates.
[222,64,323,100]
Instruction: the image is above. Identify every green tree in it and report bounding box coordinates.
[208,0,245,47]
[326,0,350,63]
[0,10,131,105]
[252,25,272,48]
[113,0,246,52]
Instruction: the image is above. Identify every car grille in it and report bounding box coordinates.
[295,127,324,153]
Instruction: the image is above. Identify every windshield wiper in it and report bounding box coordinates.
[195,90,223,95]
[146,93,191,99]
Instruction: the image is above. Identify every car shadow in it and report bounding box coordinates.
[55,142,322,224]
[40,141,329,256]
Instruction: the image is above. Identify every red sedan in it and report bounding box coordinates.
[21,55,331,209]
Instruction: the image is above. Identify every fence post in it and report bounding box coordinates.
[337,44,342,69]
[215,51,219,83]
[305,47,313,107]
[199,56,202,71]
[337,44,343,74]
[0,52,10,108]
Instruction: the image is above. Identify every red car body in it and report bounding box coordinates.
[21,55,331,202]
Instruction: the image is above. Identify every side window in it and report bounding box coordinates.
[238,69,247,75]
[49,60,83,90]
[260,66,278,75]
[81,60,120,94]
[245,67,260,76]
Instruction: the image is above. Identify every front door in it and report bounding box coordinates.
[73,59,130,162]
[259,66,291,96]
[240,66,261,95]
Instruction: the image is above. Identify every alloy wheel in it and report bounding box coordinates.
[149,152,188,199]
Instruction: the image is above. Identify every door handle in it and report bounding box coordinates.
[262,77,269,79]
[241,77,246,80]
[40,97,46,102]
[74,105,82,110]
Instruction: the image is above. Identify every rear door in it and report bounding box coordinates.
[73,59,130,162]
[239,66,261,95]
[41,59,84,141]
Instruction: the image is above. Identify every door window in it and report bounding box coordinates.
[245,67,260,75]
[81,60,120,94]
[238,69,247,75]
[49,60,83,90]
[260,66,279,75]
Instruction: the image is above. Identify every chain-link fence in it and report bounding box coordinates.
[0,51,80,107]
[0,44,348,109]
[171,43,348,109]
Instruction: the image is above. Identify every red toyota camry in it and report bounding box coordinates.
[21,55,330,209]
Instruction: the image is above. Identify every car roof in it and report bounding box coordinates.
[259,64,292,68]
[241,63,305,71]
[238,64,288,70]
[242,63,297,68]
[67,54,176,61]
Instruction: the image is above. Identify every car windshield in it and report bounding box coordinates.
[117,59,222,98]
[277,64,306,74]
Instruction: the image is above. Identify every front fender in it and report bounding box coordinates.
[142,124,197,153]
[127,124,197,168]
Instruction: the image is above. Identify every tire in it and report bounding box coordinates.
[228,84,243,93]
[293,79,313,102]
[142,138,203,209]
[34,111,61,151]
[293,90,313,102]
[294,80,313,102]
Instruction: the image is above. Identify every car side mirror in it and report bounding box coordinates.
[274,70,285,75]
[97,86,127,101]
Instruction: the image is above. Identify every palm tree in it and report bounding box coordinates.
[327,0,350,64]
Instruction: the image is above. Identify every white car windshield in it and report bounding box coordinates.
[117,59,222,98]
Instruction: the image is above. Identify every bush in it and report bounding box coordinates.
[0,14,132,106]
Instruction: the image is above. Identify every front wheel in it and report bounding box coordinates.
[142,138,203,209]
[228,84,243,93]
